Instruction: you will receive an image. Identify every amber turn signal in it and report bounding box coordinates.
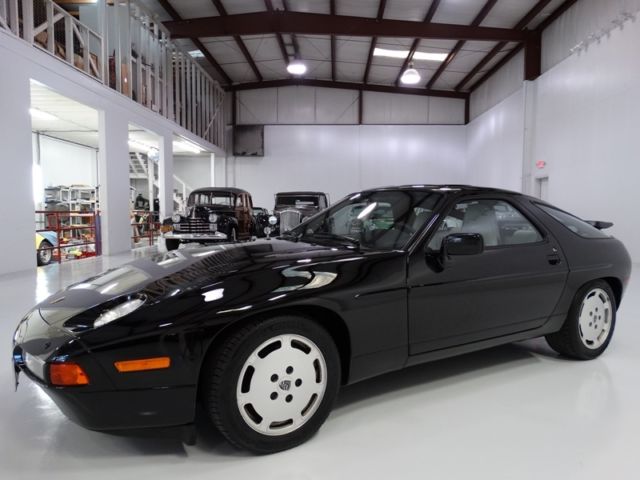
[49,363,90,386]
[114,356,171,373]
[160,225,173,233]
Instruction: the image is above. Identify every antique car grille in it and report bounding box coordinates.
[279,209,302,232]
[176,218,211,233]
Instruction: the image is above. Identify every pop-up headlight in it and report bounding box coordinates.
[94,297,145,328]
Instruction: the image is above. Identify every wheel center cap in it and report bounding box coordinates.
[278,379,291,391]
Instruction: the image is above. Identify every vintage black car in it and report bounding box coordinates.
[12,185,631,454]
[163,187,255,250]
[269,191,329,234]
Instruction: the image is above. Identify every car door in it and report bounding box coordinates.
[407,195,569,355]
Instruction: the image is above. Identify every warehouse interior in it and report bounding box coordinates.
[1,0,639,478]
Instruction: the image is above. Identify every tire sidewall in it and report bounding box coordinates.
[568,280,617,359]
[207,316,341,453]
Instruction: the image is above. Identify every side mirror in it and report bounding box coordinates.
[443,233,484,256]
[586,220,613,230]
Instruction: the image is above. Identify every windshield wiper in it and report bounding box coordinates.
[303,232,360,248]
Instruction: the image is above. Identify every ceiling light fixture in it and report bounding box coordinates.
[29,108,58,121]
[287,60,307,75]
[173,139,203,154]
[400,63,421,85]
[374,47,447,62]
[189,50,204,58]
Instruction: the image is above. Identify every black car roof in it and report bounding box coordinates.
[190,187,250,195]
[361,184,522,196]
[276,191,327,196]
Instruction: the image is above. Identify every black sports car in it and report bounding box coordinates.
[12,185,631,454]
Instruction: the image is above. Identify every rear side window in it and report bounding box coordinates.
[536,204,609,238]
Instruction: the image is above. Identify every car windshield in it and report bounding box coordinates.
[288,190,441,251]
[188,192,233,207]
[276,195,321,207]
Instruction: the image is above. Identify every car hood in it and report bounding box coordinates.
[35,239,364,329]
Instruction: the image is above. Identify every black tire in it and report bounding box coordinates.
[546,280,617,360]
[37,240,53,266]
[201,315,341,454]
[165,238,180,251]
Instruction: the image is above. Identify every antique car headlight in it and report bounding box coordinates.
[94,297,145,328]
[171,214,181,223]
[209,213,218,223]
[268,215,278,225]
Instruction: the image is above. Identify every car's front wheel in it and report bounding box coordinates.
[201,316,341,453]
[546,280,616,359]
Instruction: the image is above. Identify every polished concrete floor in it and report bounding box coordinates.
[1,252,638,479]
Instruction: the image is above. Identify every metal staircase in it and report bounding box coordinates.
[129,153,192,212]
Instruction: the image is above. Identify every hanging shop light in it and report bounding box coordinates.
[400,63,421,85]
[287,60,307,75]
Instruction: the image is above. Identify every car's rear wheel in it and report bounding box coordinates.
[201,316,341,454]
[37,240,53,266]
[166,238,180,251]
[546,280,616,359]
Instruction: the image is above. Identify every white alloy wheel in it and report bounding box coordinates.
[578,288,613,349]
[236,334,328,436]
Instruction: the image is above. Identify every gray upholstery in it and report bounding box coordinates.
[461,203,500,246]
[510,229,540,245]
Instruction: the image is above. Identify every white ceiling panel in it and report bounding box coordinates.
[165,0,217,19]
[429,69,469,90]
[202,37,247,64]
[481,0,531,28]
[278,0,331,14]
[297,35,331,62]
[526,0,565,29]
[384,0,433,21]
[213,0,266,15]
[241,35,285,62]
[334,0,379,18]
[431,0,483,25]
[335,61,366,82]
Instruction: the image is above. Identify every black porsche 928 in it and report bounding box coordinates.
[12,185,631,453]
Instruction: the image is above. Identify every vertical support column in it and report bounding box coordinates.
[158,133,174,220]
[524,31,542,82]
[521,80,537,195]
[358,90,363,125]
[0,70,34,274]
[210,153,216,187]
[464,94,470,125]
[147,157,155,209]
[98,110,131,256]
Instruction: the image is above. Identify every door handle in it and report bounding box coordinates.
[547,254,561,266]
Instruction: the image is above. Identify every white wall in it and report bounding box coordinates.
[174,155,213,191]
[237,86,465,125]
[227,125,467,208]
[465,0,640,262]
[469,49,524,121]
[466,88,524,192]
[532,6,640,262]
[35,135,98,187]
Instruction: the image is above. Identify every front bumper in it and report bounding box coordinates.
[13,310,196,431]
[165,231,228,242]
